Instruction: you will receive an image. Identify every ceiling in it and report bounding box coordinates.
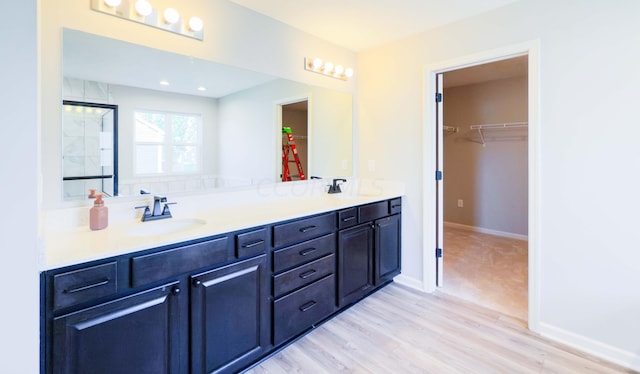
[444,55,528,88]
[63,29,277,98]
[229,0,521,52]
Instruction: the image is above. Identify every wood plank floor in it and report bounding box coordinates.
[246,284,634,373]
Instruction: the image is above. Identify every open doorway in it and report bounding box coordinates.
[279,100,308,182]
[437,56,529,322]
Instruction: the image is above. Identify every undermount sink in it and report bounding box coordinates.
[329,192,375,200]
[125,218,207,237]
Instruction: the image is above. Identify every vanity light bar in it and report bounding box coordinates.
[304,57,354,81]
[90,0,204,41]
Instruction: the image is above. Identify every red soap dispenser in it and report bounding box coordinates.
[90,194,108,230]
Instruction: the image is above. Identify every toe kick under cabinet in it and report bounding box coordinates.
[41,197,401,374]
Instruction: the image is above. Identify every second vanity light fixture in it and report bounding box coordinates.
[91,0,204,41]
[305,57,354,81]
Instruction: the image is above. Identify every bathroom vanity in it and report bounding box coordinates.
[40,194,401,373]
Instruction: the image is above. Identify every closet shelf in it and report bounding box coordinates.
[469,122,528,145]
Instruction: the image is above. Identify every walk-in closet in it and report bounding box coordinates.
[440,55,529,322]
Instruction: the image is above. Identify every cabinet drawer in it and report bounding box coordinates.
[359,201,389,222]
[273,212,335,248]
[53,262,117,310]
[273,274,335,345]
[273,254,335,298]
[236,228,267,259]
[273,233,335,272]
[131,237,229,288]
[338,207,358,229]
[389,198,402,214]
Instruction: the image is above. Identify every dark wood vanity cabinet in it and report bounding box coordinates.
[338,198,402,307]
[51,281,183,374]
[42,228,268,374]
[338,223,375,307]
[42,198,401,373]
[190,254,269,374]
[271,213,337,345]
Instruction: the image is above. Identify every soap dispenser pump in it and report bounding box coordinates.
[90,194,108,230]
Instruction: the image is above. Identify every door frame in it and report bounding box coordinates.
[274,95,312,182]
[422,40,540,332]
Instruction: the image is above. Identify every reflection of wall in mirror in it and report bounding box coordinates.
[63,77,220,197]
[218,79,353,183]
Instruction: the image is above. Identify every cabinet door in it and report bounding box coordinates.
[52,282,182,374]
[338,223,374,307]
[191,254,269,374]
[375,214,402,285]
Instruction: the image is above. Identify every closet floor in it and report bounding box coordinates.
[441,225,528,322]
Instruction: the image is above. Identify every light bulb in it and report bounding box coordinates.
[159,80,169,86]
[197,86,207,91]
[188,17,203,32]
[324,62,334,73]
[345,67,354,78]
[135,0,152,17]
[164,8,180,24]
[104,0,121,7]
[312,58,323,69]
[334,65,344,75]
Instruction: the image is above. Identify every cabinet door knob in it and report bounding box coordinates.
[193,279,202,287]
[172,286,181,295]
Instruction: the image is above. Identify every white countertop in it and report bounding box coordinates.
[40,181,403,271]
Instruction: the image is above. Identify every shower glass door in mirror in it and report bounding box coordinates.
[62,101,118,200]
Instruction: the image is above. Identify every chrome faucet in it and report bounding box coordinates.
[328,178,347,194]
[135,196,176,222]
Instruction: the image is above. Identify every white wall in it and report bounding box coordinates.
[358,0,640,369]
[0,1,39,372]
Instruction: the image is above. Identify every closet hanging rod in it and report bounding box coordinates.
[469,121,528,130]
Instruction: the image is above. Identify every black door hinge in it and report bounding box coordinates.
[436,171,442,181]
[435,93,442,103]
[436,248,443,258]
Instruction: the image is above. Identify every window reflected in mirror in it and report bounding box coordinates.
[134,110,202,175]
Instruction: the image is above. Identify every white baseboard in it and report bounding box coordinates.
[393,274,425,292]
[539,322,640,372]
[444,221,528,241]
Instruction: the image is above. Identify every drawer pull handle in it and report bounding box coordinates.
[299,269,317,279]
[391,204,401,209]
[242,239,265,248]
[299,247,317,256]
[299,300,317,312]
[299,225,317,233]
[342,216,356,222]
[64,278,109,294]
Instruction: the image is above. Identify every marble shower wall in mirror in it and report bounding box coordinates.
[62,29,353,200]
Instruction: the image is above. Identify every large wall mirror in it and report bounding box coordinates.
[62,28,353,200]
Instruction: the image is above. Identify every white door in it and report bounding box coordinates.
[436,73,444,287]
